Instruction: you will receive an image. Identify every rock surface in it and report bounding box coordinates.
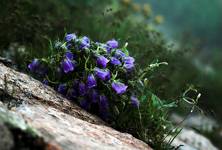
[170,113,219,150]
[0,63,152,150]
[170,128,218,150]
[170,113,219,132]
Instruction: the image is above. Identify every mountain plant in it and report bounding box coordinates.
[28,33,179,149]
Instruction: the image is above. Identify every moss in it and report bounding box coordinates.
[0,105,47,150]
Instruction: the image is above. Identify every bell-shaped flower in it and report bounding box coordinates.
[110,57,121,66]
[123,63,134,71]
[65,33,77,42]
[61,58,75,73]
[106,39,118,53]
[79,82,87,96]
[94,68,111,81]
[123,56,135,71]
[80,36,90,49]
[123,56,135,64]
[114,49,126,59]
[130,96,140,108]
[87,74,97,88]
[28,59,40,72]
[65,51,74,60]
[58,84,67,95]
[111,82,128,94]
[106,39,118,49]
[97,56,109,68]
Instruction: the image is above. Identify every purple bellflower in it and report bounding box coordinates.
[65,33,77,42]
[123,56,135,64]
[111,82,128,94]
[97,56,109,68]
[110,57,121,66]
[65,51,74,60]
[106,39,118,49]
[79,82,87,96]
[94,68,111,81]
[123,56,135,71]
[58,84,67,95]
[80,36,90,49]
[114,49,126,59]
[106,39,118,53]
[28,59,40,72]
[87,74,97,88]
[130,96,140,108]
[61,58,74,73]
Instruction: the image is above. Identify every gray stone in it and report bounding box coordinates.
[170,128,218,150]
[170,113,219,133]
[0,123,14,150]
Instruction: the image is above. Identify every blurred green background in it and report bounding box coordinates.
[143,0,222,119]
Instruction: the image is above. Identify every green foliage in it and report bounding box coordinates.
[29,34,178,149]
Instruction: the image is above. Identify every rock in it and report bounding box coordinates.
[170,128,218,150]
[0,63,152,150]
[0,105,48,150]
[0,123,14,150]
[170,113,219,133]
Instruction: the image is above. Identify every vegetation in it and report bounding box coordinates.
[1,0,219,149]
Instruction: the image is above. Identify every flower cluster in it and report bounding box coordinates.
[28,33,140,120]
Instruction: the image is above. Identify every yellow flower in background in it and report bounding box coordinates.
[143,3,152,17]
[154,15,164,25]
[121,0,131,6]
[132,3,141,12]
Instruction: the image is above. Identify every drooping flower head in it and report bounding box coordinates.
[106,39,118,52]
[61,58,75,73]
[123,63,134,71]
[110,57,121,66]
[114,49,126,59]
[106,39,118,49]
[80,36,90,49]
[111,82,128,94]
[28,59,47,75]
[123,56,135,64]
[123,56,135,71]
[87,74,97,88]
[28,59,40,72]
[65,33,77,42]
[58,84,67,95]
[130,96,140,108]
[79,82,87,96]
[96,55,109,68]
[94,68,111,81]
[65,51,74,60]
